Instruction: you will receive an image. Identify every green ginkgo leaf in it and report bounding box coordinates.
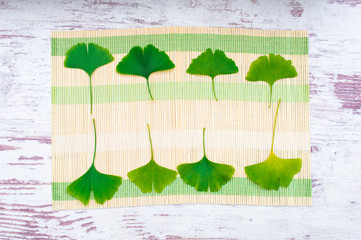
[177,128,235,192]
[128,159,178,193]
[67,119,122,205]
[245,53,298,107]
[116,44,175,100]
[64,43,114,77]
[127,124,177,193]
[67,164,122,205]
[244,99,302,190]
[244,153,301,190]
[186,48,239,101]
[64,43,114,113]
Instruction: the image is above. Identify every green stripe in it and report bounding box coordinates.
[51,33,308,56]
[52,82,309,104]
[52,177,311,201]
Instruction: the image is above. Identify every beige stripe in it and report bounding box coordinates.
[52,148,310,182]
[52,52,308,87]
[52,195,312,210]
[52,101,310,135]
[52,129,310,153]
[51,26,308,39]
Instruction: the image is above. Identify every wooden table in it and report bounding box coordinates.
[1,0,360,239]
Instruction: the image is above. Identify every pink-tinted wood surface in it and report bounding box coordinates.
[1,0,361,239]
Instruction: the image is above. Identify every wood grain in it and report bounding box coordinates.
[1,0,361,239]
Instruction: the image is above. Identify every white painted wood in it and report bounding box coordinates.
[1,0,361,239]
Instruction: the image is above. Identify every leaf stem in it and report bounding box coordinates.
[89,76,93,114]
[92,118,97,165]
[147,124,154,159]
[267,56,272,108]
[211,77,218,101]
[203,128,206,156]
[268,85,273,108]
[271,98,281,153]
[146,79,154,100]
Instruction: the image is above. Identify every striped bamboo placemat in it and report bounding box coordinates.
[51,27,310,209]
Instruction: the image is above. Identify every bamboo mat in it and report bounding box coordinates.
[51,27,310,210]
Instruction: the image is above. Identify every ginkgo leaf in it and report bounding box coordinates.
[67,119,122,205]
[186,48,239,101]
[116,44,175,100]
[67,165,122,205]
[244,99,302,190]
[127,124,177,193]
[64,43,114,114]
[64,43,114,77]
[244,153,301,190]
[178,156,235,192]
[177,128,235,192]
[245,53,298,107]
[127,159,177,193]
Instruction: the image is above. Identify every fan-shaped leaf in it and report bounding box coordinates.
[67,165,122,205]
[177,128,235,192]
[244,99,302,190]
[67,119,122,205]
[127,159,177,193]
[127,124,177,193]
[245,53,297,107]
[64,43,114,113]
[64,43,114,77]
[178,156,235,192]
[245,153,301,190]
[116,44,175,100]
[186,48,238,101]
[186,48,238,79]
